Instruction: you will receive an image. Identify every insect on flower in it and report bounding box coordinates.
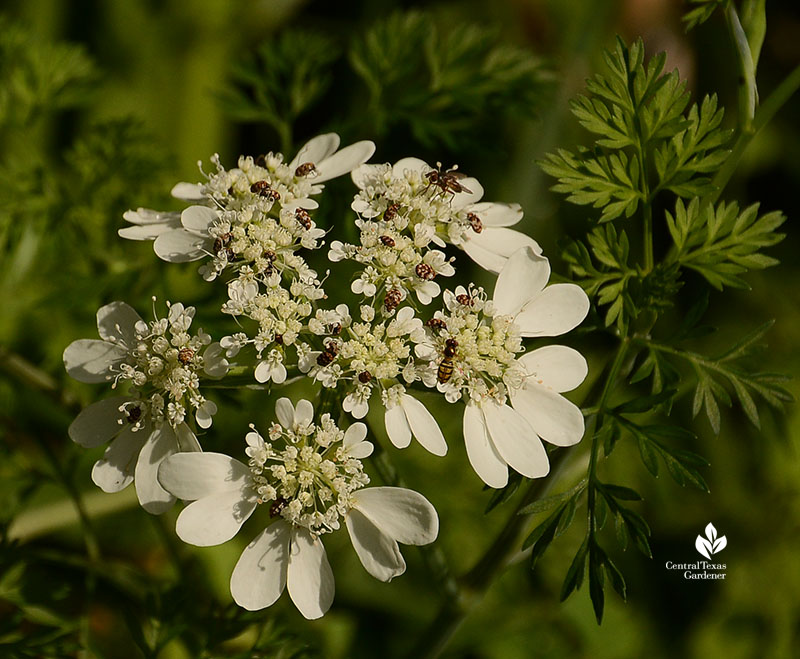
[380,235,396,247]
[294,162,316,177]
[467,212,483,233]
[295,208,312,229]
[383,203,400,221]
[426,318,447,332]
[316,340,340,366]
[250,180,280,201]
[425,162,472,197]
[178,347,194,365]
[437,338,458,384]
[384,288,403,312]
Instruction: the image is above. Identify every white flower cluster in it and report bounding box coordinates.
[64,133,593,618]
[244,399,372,535]
[157,399,438,619]
[63,300,228,512]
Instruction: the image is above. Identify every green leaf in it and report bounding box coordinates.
[668,198,785,290]
[517,479,587,516]
[559,535,589,601]
[589,542,606,623]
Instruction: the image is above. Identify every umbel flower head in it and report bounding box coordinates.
[157,398,439,619]
[348,157,542,274]
[415,247,590,487]
[120,133,375,274]
[63,300,228,512]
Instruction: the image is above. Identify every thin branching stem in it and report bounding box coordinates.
[409,335,630,659]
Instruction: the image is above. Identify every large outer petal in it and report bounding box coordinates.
[175,489,257,547]
[63,339,126,383]
[118,223,177,240]
[96,301,141,346]
[135,425,179,514]
[400,395,447,456]
[153,229,208,263]
[385,405,412,449]
[170,182,205,200]
[462,228,542,274]
[493,248,550,317]
[467,202,523,227]
[510,385,585,447]
[351,487,439,545]
[392,157,429,178]
[275,398,295,429]
[91,425,147,493]
[518,346,588,393]
[231,523,290,611]
[449,178,484,209]
[158,452,251,501]
[515,284,590,337]
[290,133,340,169]
[181,205,218,231]
[346,508,406,582]
[69,396,131,448]
[287,528,335,620]
[482,401,549,479]
[315,141,376,182]
[463,403,508,488]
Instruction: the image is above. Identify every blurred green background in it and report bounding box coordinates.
[1,0,798,657]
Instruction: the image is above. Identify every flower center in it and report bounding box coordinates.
[245,415,369,536]
[110,303,211,427]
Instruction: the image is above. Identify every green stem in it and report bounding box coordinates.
[709,61,800,204]
[410,337,630,659]
[725,3,758,132]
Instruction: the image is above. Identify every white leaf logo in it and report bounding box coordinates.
[695,523,727,559]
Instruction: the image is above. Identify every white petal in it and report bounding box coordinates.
[203,343,229,378]
[343,423,367,447]
[516,284,590,337]
[63,339,126,383]
[392,157,429,178]
[351,487,439,545]
[135,425,178,514]
[171,182,205,200]
[196,400,217,429]
[275,398,295,428]
[482,401,549,479]
[346,508,406,582]
[91,425,147,493]
[69,396,131,448]
[181,205,218,232]
[467,202,523,227]
[450,178,484,209]
[175,489,257,547]
[158,452,251,500]
[153,229,208,263]
[231,522,290,611]
[511,385,585,447]
[294,399,314,426]
[96,301,141,346]
[118,223,176,240]
[315,141,376,182]
[518,345,588,392]
[399,395,447,456]
[463,403,508,488]
[493,249,550,317]
[122,208,180,225]
[175,422,202,452]
[384,406,412,449]
[290,133,340,169]
[287,528,335,620]
[462,228,542,274]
